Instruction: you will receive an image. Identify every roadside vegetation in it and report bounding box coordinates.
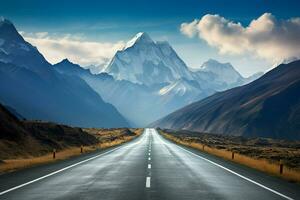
[84,128,143,148]
[159,129,300,183]
[0,126,142,174]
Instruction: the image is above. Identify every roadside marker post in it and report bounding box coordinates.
[279,160,284,174]
[232,152,235,160]
[53,149,56,159]
[80,146,83,153]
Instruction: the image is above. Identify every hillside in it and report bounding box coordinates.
[152,60,300,140]
[0,104,98,160]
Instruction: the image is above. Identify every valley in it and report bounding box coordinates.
[0,2,300,199]
[0,18,262,127]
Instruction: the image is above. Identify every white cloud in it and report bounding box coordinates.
[180,13,300,64]
[180,20,198,38]
[20,32,125,66]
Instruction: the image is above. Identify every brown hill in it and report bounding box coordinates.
[0,104,98,160]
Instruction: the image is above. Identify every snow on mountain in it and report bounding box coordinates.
[97,32,263,125]
[159,78,200,97]
[198,59,243,85]
[103,32,194,86]
[123,32,152,50]
[53,32,263,126]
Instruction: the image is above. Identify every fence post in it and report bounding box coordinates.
[202,145,205,151]
[232,152,235,160]
[279,159,283,174]
[53,149,56,159]
[80,145,83,153]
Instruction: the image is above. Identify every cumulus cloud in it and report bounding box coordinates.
[180,13,300,64]
[180,20,198,38]
[20,32,125,66]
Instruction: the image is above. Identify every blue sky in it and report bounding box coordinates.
[1,0,300,76]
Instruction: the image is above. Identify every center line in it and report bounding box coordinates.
[148,157,151,161]
[146,177,151,188]
[148,153,151,156]
[148,164,151,169]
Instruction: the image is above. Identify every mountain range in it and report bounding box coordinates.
[152,60,300,140]
[0,18,129,128]
[0,18,263,127]
[55,32,261,126]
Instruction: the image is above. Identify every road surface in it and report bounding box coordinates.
[0,128,299,200]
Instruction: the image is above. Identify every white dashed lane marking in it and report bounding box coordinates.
[146,177,151,188]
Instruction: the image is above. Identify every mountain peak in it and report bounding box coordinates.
[0,17,24,43]
[123,32,153,50]
[60,58,73,64]
[0,17,16,32]
[201,59,235,71]
[198,59,243,85]
[0,17,13,26]
[54,58,91,75]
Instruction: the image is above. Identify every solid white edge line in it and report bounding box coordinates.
[169,141,293,200]
[146,177,151,188]
[0,131,146,196]
[154,129,294,200]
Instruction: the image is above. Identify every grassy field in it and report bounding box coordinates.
[0,128,142,174]
[84,128,143,148]
[160,129,300,183]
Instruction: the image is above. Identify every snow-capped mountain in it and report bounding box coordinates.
[83,32,262,126]
[193,59,263,91]
[198,59,243,85]
[0,17,265,127]
[103,32,194,86]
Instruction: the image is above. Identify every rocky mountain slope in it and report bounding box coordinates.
[152,60,300,140]
[0,18,129,128]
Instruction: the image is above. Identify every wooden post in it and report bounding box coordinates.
[279,159,283,174]
[202,145,205,151]
[232,152,235,160]
[53,149,56,159]
[80,145,83,153]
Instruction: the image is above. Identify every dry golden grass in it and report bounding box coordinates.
[0,128,143,174]
[162,132,300,183]
[0,146,97,173]
[84,128,143,148]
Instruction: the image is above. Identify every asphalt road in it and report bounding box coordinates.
[0,128,299,200]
